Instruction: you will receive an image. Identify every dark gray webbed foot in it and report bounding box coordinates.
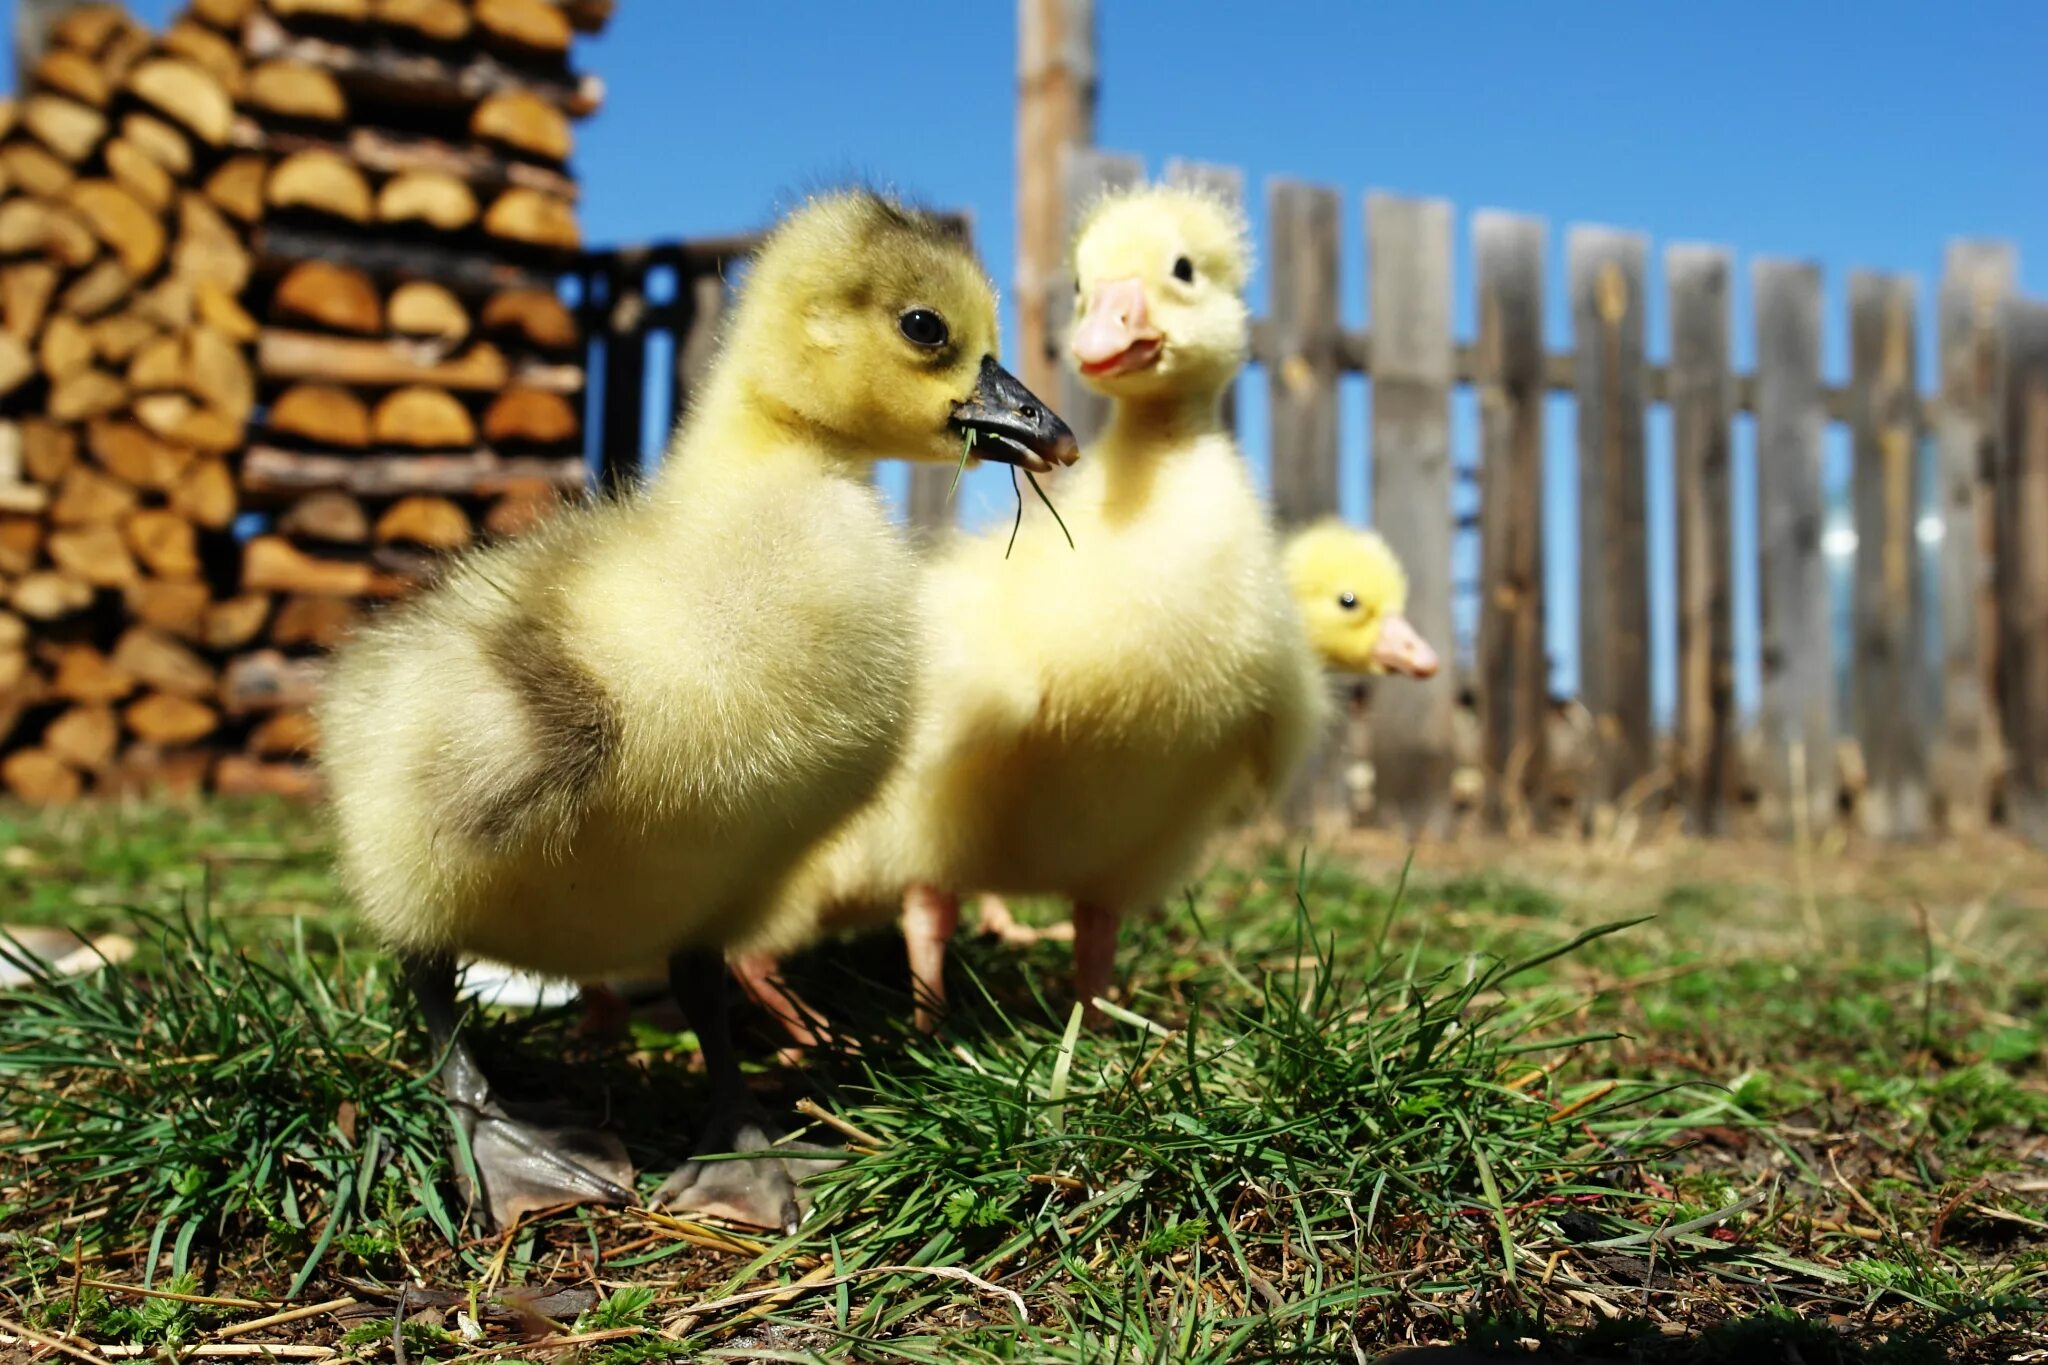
[459,1106,636,1230]
[650,1103,841,1233]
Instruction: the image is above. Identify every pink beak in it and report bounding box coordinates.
[1370,613,1440,678]
[1071,277,1164,376]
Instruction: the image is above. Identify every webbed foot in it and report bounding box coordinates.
[458,1106,636,1230]
[650,1106,841,1233]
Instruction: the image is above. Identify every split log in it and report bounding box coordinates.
[242,444,586,498]
[112,626,215,697]
[23,95,107,163]
[0,610,21,649]
[49,644,134,704]
[551,0,614,32]
[195,280,259,342]
[272,259,381,333]
[0,647,25,689]
[128,334,183,389]
[247,708,318,758]
[277,489,368,542]
[373,0,471,42]
[242,535,372,595]
[247,60,347,121]
[0,199,101,268]
[214,754,321,798]
[45,705,117,770]
[49,5,137,55]
[38,314,93,382]
[387,279,467,341]
[18,420,73,484]
[162,21,247,100]
[66,179,164,276]
[0,139,75,196]
[376,169,477,231]
[89,312,159,363]
[88,418,191,489]
[474,0,573,54]
[203,154,268,224]
[31,50,111,109]
[51,463,135,524]
[269,382,371,447]
[49,369,128,422]
[272,0,373,19]
[271,593,356,647]
[125,508,200,579]
[125,690,218,744]
[266,148,372,221]
[0,334,31,397]
[236,122,578,199]
[483,188,579,251]
[3,749,82,803]
[192,0,259,30]
[255,223,557,293]
[375,494,470,549]
[0,517,41,572]
[221,649,325,714]
[2,264,59,340]
[256,330,582,391]
[174,193,252,292]
[185,327,255,425]
[12,570,93,619]
[121,112,191,175]
[48,522,138,587]
[57,258,133,318]
[0,682,38,749]
[170,457,235,527]
[470,89,571,162]
[125,59,233,146]
[203,594,272,650]
[109,742,213,797]
[245,11,602,115]
[169,405,244,456]
[483,386,578,446]
[126,578,211,638]
[480,287,577,350]
[373,385,475,448]
[133,391,192,436]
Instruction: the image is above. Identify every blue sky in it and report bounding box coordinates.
[23,3,2043,715]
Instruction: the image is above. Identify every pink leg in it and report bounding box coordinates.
[1071,901,1121,1028]
[574,982,632,1040]
[731,953,839,1063]
[901,883,961,1033]
[975,893,1075,946]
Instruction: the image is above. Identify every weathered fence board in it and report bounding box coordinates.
[1054,147,1144,446]
[1266,179,1343,526]
[1165,158,1245,434]
[1933,241,2014,832]
[1998,299,2048,847]
[1754,258,1835,833]
[1667,244,1736,833]
[1570,228,1652,820]
[1849,272,1929,837]
[1366,192,1456,835]
[1474,210,1548,833]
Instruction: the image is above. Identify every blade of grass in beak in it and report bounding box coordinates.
[949,428,975,500]
[1023,469,1075,549]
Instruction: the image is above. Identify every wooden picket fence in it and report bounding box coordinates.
[574,167,2048,845]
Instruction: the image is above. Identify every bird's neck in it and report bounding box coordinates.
[1098,386,1226,457]
[655,368,868,496]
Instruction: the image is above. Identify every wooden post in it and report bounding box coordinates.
[1474,210,1547,833]
[1849,272,1929,838]
[1996,299,2048,847]
[598,254,647,490]
[1753,259,1836,833]
[1366,193,1455,836]
[1568,227,1651,824]
[1932,241,2014,833]
[1667,244,1736,833]
[1052,148,1144,448]
[670,270,725,436]
[1266,180,1342,525]
[1164,159,1245,436]
[1016,0,1096,402]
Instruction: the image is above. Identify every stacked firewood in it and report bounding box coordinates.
[0,0,607,802]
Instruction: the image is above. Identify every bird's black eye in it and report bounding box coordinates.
[899,309,948,348]
[1338,591,1359,611]
[1171,256,1195,284]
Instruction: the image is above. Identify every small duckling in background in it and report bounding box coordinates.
[317,190,1075,1232]
[731,182,1328,1036]
[974,520,1439,947]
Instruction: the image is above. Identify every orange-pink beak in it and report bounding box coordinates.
[1072,277,1164,377]
[1371,613,1440,678]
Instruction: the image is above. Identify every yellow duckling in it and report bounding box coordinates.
[316,190,1076,1232]
[732,183,1327,1034]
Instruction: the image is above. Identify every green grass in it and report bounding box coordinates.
[0,803,2044,1363]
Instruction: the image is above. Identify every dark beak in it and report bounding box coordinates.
[949,355,1080,473]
